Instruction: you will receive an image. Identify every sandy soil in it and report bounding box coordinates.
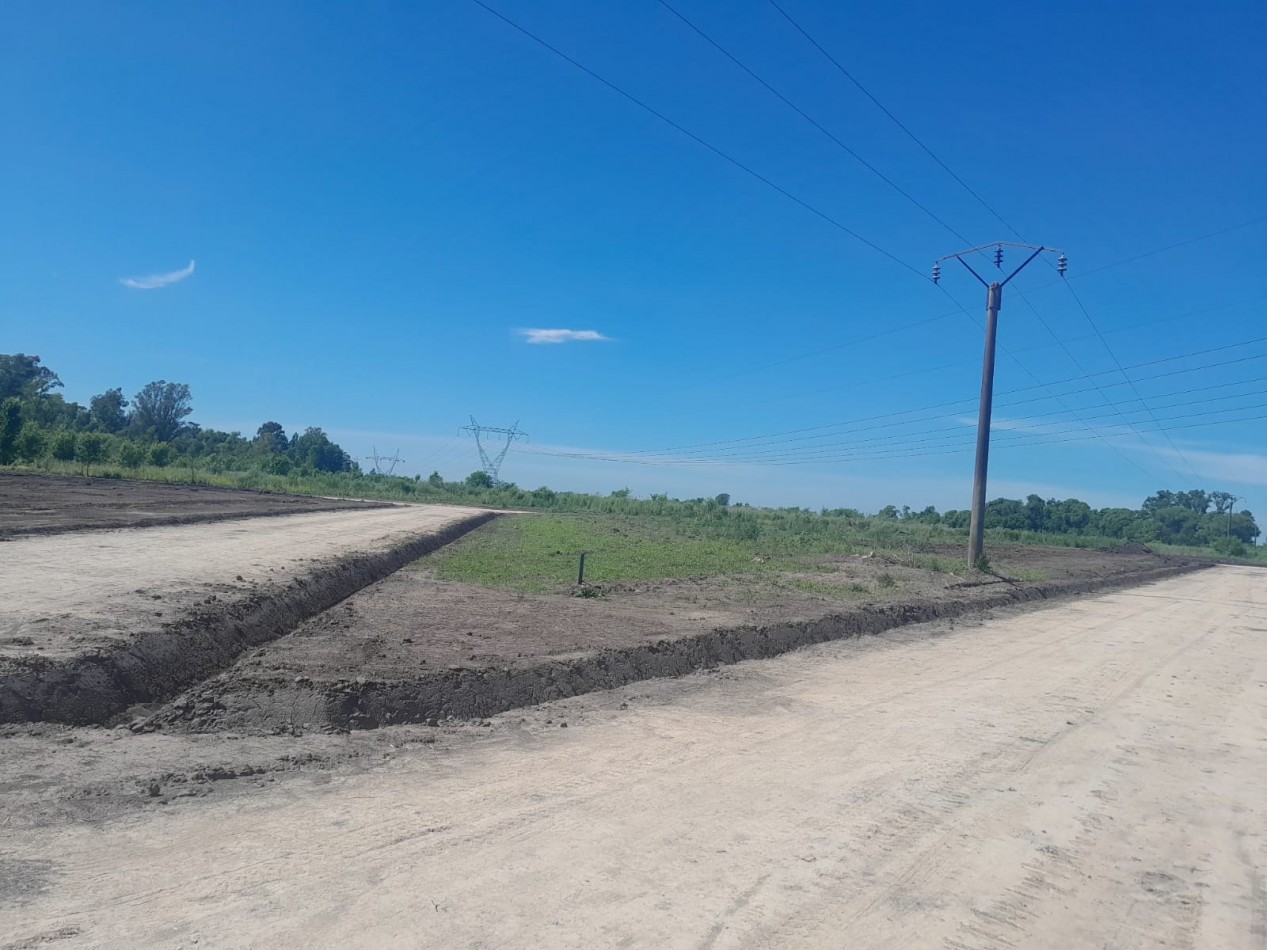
[0,505,485,663]
[0,472,387,537]
[2,565,1262,949]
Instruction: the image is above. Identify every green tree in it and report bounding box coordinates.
[89,388,129,433]
[15,424,46,462]
[255,421,288,453]
[714,493,731,507]
[74,433,108,473]
[465,470,493,490]
[1210,491,1238,515]
[51,430,77,462]
[1024,494,1048,531]
[292,427,352,473]
[118,442,147,469]
[428,470,444,487]
[132,381,193,442]
[0,398,22,464]
[148,443,173,467]
[984,498,1027,530]
[0,354,62,401]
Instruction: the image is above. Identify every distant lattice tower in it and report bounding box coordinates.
[366,446,405,476]
[460,417,528,486]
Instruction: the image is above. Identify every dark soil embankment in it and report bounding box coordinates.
[150,555,1207,735]
[0,512,500,725]
[0,472,390,538]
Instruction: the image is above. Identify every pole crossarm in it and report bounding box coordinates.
[932,242,1067,288]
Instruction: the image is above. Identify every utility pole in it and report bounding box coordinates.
[1228,495,1243,538]
[933,243,1067,568]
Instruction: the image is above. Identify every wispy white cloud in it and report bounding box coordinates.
[517,328,610,345]
[1157,447,1267,486]
[120,259,196,290]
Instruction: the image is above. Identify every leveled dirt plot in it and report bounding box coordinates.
[0,472,388,537]
[0,505,496,724]
[152,542,1204,733]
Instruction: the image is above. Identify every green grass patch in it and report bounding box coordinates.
[425,513,787,593]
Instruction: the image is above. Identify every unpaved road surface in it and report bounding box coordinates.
[3,565,1264,949]
[0,505,481,662]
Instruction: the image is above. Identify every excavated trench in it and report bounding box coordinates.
[0,511,500,725]
[149,559,1208,735]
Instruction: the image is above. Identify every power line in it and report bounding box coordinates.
[525,335,1267,460]
[470,0,1257,492]
[765,0,1021,236]
[659,0,970,244]
[1060,277,1206,483]
[519,400,1267,468]
[469,0,924,279]
[935,279,1191,487]
[645,377,1266,464]
[763,0,1213,487]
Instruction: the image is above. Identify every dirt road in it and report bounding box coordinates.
[3,566,1263,949]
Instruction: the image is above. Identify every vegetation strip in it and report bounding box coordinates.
[154,559,1207,734]
[0,512,500,725]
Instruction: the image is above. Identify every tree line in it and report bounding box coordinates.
[1,352,1259,556]
[0,353,356,476]
[873,488,1259,555]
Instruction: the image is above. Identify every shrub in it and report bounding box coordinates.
[1210,536,1247,558]
[50,430,77,462]
[15,424,46,462]
[74,433,108,472]
[118,443,147,469]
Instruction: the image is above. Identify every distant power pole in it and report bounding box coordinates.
[1227,495,1243,538]
[459,417,528,487]
[933,243,1067,567]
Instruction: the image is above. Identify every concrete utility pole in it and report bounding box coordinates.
[933,243,1067,568]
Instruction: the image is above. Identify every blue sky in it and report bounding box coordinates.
[3,0,1265,517]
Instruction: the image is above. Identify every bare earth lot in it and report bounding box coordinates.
[1,566,1262,948]
[0,472,388,538]
[153,541,1199,733]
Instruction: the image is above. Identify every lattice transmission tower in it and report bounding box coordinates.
[366,446,405,476]
[460,417,528,486]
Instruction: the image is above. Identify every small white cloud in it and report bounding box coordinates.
[517,328,610,345]
[120,259,196,290]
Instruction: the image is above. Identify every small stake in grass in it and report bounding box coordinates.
[577,551,587,586]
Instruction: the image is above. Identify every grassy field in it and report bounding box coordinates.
[423,511,989,593]
[424,513,793,592]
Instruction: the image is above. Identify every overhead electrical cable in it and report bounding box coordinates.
[469,0,924,279]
